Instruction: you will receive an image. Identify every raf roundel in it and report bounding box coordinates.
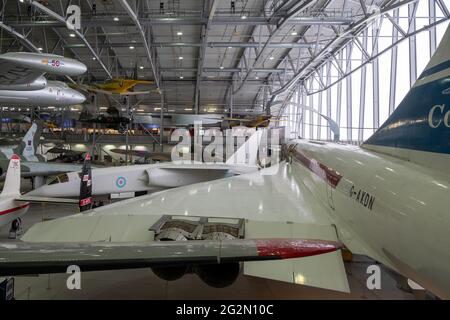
[115,176,127,189]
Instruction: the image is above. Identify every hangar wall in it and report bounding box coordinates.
[280,0,450,143]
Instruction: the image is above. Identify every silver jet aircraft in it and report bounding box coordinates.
[0,52,86,106]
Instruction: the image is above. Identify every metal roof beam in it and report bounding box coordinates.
[63,41,315,49]
[85,68,286,73]
[0,21,40,52]
[194,0,219,114]
[3,16,353,28]
[233,0,319,94]
[29,0,112,79]
[118,0,161,93]
[270,0,420,98]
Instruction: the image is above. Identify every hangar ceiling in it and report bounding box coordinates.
[0,0,448,119]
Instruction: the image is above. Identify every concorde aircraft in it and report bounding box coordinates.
[1,25,450,298]
[0,52,86,106]
[26,127,263,198]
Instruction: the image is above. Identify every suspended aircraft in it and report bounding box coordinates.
[46,147,86,163]
[0,52,86,106]
[1,25,450,298]
[78,106,131,133]
[74,64,155,96]
[75,79,154,96]
[202,115,284,130]
[109,148,172,163]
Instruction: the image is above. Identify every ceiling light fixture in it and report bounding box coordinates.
[129,46,135,50]
[269,56,274,60]
[179,76,184,79]
[178,56,183,60]
[241,15,247,19]
[139,66,144,69]
[291,31,298,36]
[69,33,76,37]
[177,31,183,36]
[114,17,119,21]
[37,47,43,51]
[220,66,224,69]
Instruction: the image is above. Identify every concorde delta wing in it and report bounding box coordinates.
[0,238,342,277]
[15,162,365,292]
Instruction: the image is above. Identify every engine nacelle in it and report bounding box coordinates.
[0,76,47,91]
[149,216,244,287]
[196,263,240,288]
[151,265,188,281]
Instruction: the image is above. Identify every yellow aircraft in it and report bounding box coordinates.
[76,78,155,96]
[214,115,284,129]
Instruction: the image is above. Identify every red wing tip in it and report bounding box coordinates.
[11,154,20,160]
[256,238,344,260]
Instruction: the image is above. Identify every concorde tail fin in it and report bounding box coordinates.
[362,24,450,170]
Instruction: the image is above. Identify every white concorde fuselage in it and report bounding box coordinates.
[84,139,450,297]
[27,138,450,297]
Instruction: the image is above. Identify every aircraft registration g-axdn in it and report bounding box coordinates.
[1,25,450,298]
[0,52,86,106]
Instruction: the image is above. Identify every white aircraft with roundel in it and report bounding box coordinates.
[1,25,450,298]
[25,127,262,198]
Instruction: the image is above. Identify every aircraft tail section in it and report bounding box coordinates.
[1,155,21,197]
[79,153,93,212]
[363,24,450,170]
[14,121,43,161]
[225,128,262,166]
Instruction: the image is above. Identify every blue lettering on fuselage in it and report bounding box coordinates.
[365,76,450,154]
